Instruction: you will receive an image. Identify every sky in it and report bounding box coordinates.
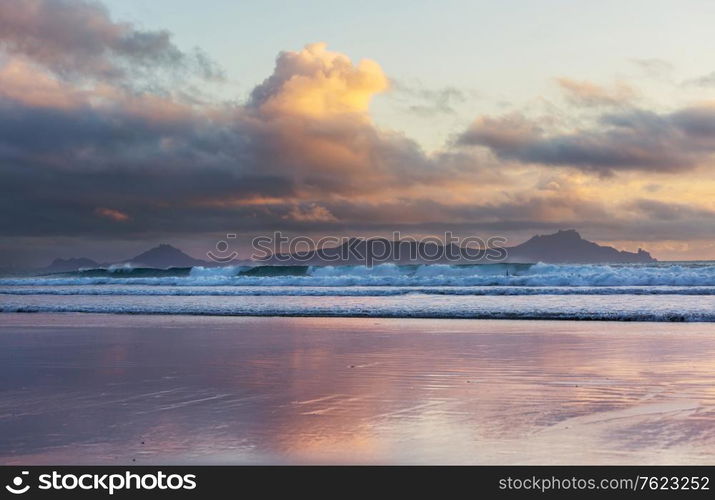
[3,0,715,265]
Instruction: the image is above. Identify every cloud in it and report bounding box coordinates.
[387,80,469,116]
[0,0,221,83]
[626,199,715,221]
[0,59,86,109]
[2,1,715,263]
[457,106,715,173]
[249,42,388,118]
[683,72,715,87]
[0,32,490,239]
[630,58,674,80]
[95,207,130,222]
[284,204,338,223]
[456,113,542,151]
[556,78,636,107]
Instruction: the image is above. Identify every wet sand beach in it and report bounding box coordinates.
[0,313,714,464]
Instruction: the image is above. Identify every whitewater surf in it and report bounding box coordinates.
[2,262,715,321]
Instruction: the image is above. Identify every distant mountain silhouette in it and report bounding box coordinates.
[42,257,99,273]
[39,244,207,273]
[39,230,655,272]
[260,229,656,264]
[508,229,655,263]
[260,237,472,265]
[123,244,207,268]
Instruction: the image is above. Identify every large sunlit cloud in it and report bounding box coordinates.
[249,42,388,118]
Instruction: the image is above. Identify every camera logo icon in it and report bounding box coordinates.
[5,471,30,495]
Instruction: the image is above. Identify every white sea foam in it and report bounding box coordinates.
[2,262,715,320]
[3,262,715,287]
[188,265,247,277]
[2,293,715,321]
[2,285,715,296]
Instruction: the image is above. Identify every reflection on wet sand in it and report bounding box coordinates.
[0,314,714,464]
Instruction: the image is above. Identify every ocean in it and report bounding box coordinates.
[3,261,715,321]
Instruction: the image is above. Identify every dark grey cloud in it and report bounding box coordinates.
[0,89,486,239]
[626,199,715,221]
[0,0,222,83]
[456,107,715,173]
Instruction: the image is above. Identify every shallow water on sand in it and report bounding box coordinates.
[0,314,714,464]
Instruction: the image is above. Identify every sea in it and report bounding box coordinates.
[2,261,715,321]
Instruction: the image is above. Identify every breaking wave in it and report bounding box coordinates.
[2,262,715,288]
[3,262,715,321]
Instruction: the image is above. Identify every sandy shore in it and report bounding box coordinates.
[0,313,714,464]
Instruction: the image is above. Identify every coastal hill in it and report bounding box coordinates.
[261,229,656,265]
[40,244,208,273]
[509,229,655,264]
[119,244,207,268]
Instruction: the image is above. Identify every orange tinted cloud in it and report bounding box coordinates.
[95,208,130,222]
[556,78,636,107]
[284,204,338,222]
[0,59,85,110]
[251,42,388,118]
[0,58,196,126]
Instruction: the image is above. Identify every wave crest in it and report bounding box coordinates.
[4,262,715,287]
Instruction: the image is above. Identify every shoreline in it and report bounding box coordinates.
[3,310,715,324]
[2,308,715,323]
